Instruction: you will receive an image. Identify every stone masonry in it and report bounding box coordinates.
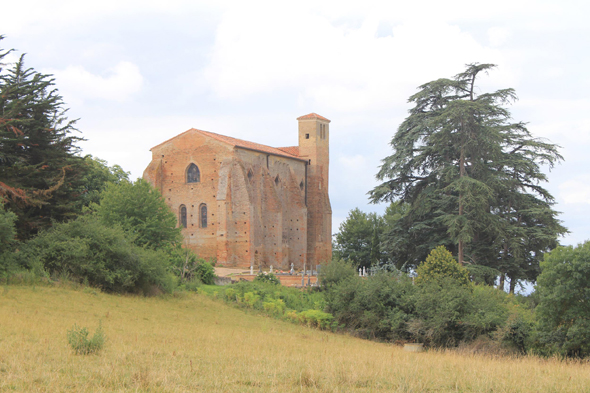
[143,113,332,269]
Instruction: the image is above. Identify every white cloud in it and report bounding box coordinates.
[0,0,222,35]
[560,176,590,205]
[203,4,506,112]
[46,61,143,104]
[488,27,512,47]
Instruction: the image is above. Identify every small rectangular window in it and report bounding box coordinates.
[305,133,309,139]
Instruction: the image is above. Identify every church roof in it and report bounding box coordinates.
[296,113,331,122]
[150,128,306,162]
[197,130,305,160]
[277,146,299,156]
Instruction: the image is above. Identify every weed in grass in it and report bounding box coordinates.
[67,321,105,355]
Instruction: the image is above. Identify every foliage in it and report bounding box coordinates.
[333,208,386,268]
[319,258,357,291]
[369,63,566,290]
[194,260,215,285]
[202,280,334,329]
[94,178,181,250]
[24,215,177,294]
[0,202,18,274]
[0,49,91,239]
[263,298,286,316]
[494,302,534,354]
[75,155,129,208]
[535,242,590,357]
[291,309,335,329]
[415,246,470,286]
[168,244,215,285]
[323,266,519,348]
[326,272,416,341]
[227,280,326,313]
[67,321,106,355]
[254,272,280,285]
[409,280,511,347]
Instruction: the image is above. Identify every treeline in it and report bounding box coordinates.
[336,64,567,294]
[0,36,212,293]
[329,64,587,358]
[324,243,590,358]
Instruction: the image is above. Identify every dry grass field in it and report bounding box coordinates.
[1,284,589,392]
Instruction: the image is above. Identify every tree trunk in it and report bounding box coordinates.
[457,145,466,265]
[499,273,505,291]
[509,276,516,294]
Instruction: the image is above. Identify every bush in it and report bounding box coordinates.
[263,298,286,316]
[67,322,106,355]
[224,287,237,301]
[409,280,511,348]
[0,203,18,276]
[254,272,280,285]
[415,246,470,286]
[535,242,590,357]
[24,215,176,294]
[230,280,325,312]
[495,304,534,354]
[327,272,416,341]
[194,260,215,285]
[319,258,357,291]
[243,292,260,308]
[298,309,335,330]
[94,178,181,250]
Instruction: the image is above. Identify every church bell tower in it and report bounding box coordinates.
[297,113,332,265]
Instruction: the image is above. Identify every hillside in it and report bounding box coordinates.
[1,285,589,392]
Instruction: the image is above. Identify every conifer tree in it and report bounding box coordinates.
[0,37,87,238]
[370,64,566,291]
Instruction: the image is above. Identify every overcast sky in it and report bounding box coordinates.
[2,0,589,246]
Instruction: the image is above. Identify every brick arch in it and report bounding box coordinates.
[186,163,200,183]
[179,205,187,228]
[199,203,207,228]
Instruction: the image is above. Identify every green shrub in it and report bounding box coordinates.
[408,278,474,346]
[299,309,335,330]
[263,298,286,316]
[409,280,511,347]
[243,292,260,308]
[94,179,181,250]
[495,303,534,354]
[0,203,18,277]
[224,287,237,301]
[535,242,590,357]
[320,258,357,291]
[194,260,215,285]
[24,215,176,294]
[67,322,106,355]
[326,272,415,341]
[415,246,470,286]
[230,281,325,312]
[254,272,280,285]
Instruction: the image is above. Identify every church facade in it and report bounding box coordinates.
[143,113,332,269]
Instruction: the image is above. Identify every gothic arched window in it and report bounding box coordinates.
[186,163,200,183]
[200,204,207,228]
[179,205,187,228]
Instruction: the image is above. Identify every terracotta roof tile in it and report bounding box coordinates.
[196,130,304,161]
[150,128,308,162]
[296,113,330,122]
[277,146,299,156]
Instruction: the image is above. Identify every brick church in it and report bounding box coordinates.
[143,113,332,269]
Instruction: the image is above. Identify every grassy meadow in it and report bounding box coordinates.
[1,285,589,392]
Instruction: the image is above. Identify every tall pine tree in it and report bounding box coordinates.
[0,37,87,239]
[370,64,566,291]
